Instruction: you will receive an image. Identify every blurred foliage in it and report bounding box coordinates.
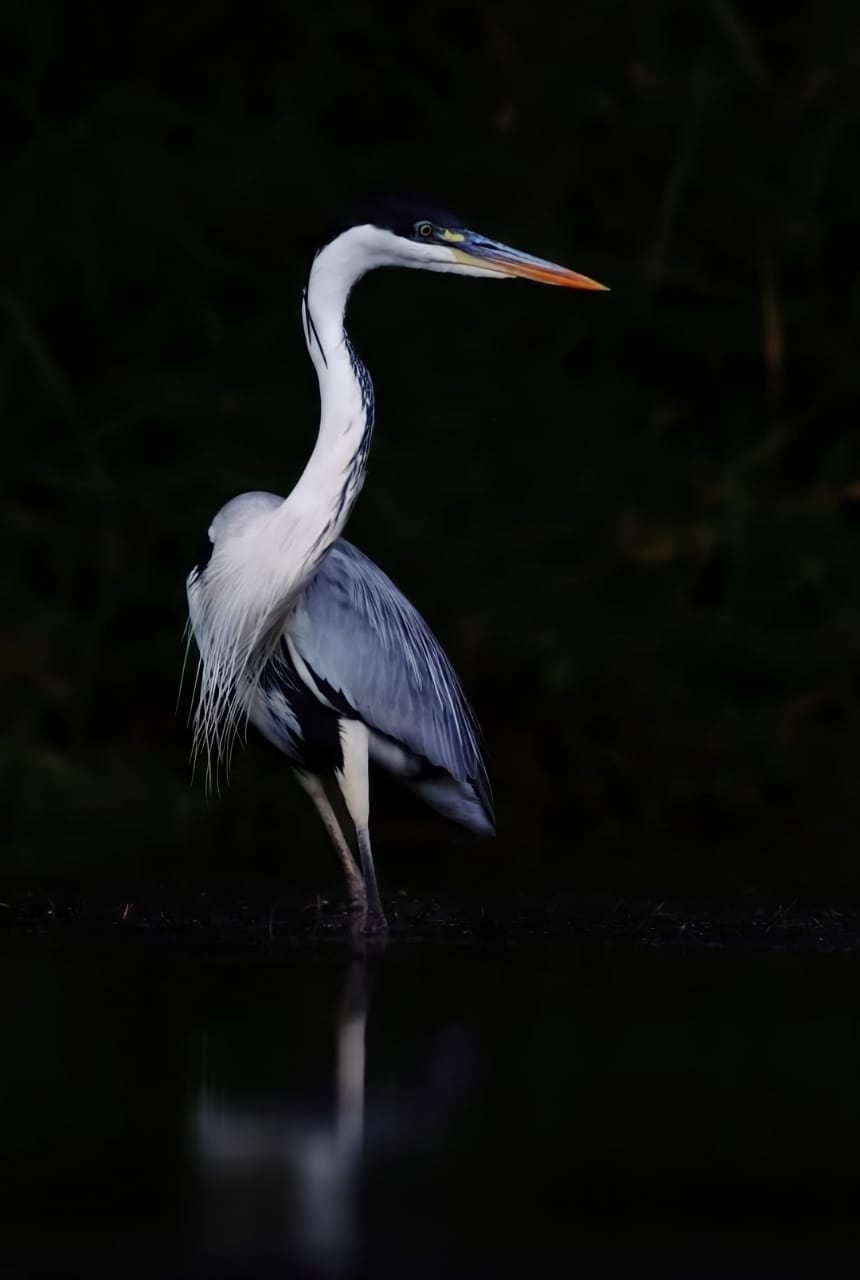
[3,0,860,892]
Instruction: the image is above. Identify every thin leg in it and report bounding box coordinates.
[293,769,366,914]
[355,827,385,931]
[335,720,387,937]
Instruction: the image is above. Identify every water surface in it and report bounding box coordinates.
[2,933,859,1275]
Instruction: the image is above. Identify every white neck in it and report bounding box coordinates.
[257,223,441,602]
[256,231,379,608]
[285,232,376,546]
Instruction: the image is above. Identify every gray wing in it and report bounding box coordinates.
[288,540,493,826]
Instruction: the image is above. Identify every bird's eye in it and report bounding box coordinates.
[415,221,434,238]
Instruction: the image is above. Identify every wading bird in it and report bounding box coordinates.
[186,199,606,942]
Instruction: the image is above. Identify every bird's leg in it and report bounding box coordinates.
[335,720,388,939]
[355,826,385,935]
[293,770,366,916]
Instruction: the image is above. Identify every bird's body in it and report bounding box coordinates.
[249,527,493,836]
[186,199,606,943]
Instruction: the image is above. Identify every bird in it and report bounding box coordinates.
[185,197,607,943]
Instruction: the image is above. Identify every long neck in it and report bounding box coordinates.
[262,236,374,573]
[233,237,376,659]
[290,252,375,557]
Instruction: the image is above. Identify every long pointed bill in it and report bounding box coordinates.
[448,231,608,290]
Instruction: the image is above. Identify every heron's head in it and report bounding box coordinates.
[315,197,608,292]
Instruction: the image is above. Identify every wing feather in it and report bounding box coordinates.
[289,540,493,824]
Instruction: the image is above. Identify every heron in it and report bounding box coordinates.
[186,198,607,942]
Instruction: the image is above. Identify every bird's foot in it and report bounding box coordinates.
[348,904,388,954]
[364,910,389,941]
[349,927,388,955]
[344,873,388,952]
[346,879,366,917]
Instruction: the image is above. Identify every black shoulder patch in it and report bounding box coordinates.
[303,658,359,720]
[192,530,214,578]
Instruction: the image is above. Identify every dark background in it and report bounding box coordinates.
[3,0,859,900]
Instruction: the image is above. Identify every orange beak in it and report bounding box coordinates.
[449,231,608,290]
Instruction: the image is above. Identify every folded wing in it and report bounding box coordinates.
[289,540,494,833]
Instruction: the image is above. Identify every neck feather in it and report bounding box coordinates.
[290,235,376,548]
[242,231,379,639]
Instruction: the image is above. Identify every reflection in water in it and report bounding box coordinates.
[191,958,471,1274]
[3,941,860,1271]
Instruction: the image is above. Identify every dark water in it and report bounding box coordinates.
[3,934,860,1276]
